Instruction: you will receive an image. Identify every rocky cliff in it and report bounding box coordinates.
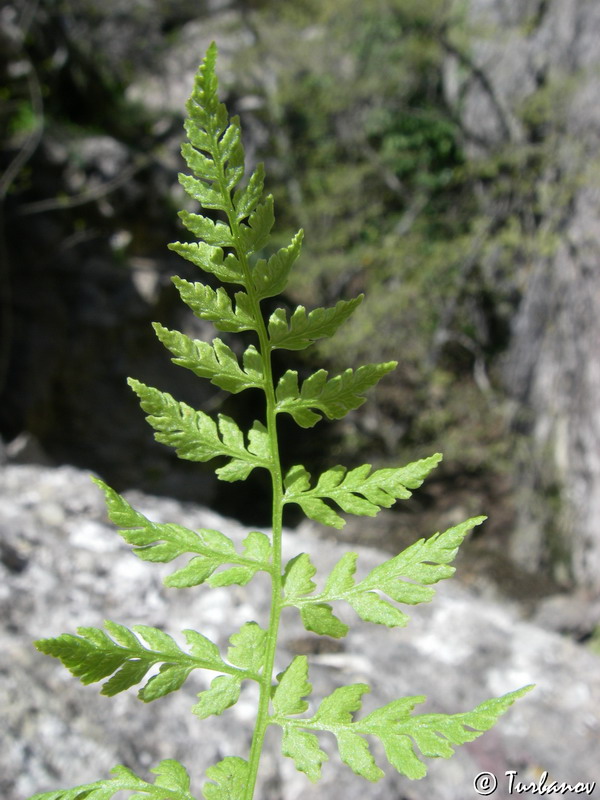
[447,0,600,590]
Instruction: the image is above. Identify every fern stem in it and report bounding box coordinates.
[243,470,283,800]
[240,289,284,800]
[216,166,284,800]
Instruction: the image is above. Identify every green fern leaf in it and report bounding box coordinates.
[128,624,185,656]
[31,43,531,800]
[191,622,269,718]
[171,279,256,334]
[163,543,267,588]
[345,592,408,627]
[168,241,244,285]
[275,362,397,428]
[182,118,210,153]
[268,296,364,350]
[270,662,376,782]
[226,622,268,672]
[153,324,264,393]
[360,686,535,780]
[34,621,230,701]
[171,530,272,588]
[140,664,192,702]
[283,454,443,528]
[282,553,317,597]
[184,629,224,663]
[237,195,274,255]
[217,119,245,185]
[274,673,533,783]
[36,616,262,712]
[192,674,242,719]
[246,419,270,461]
[178,209,234,248]
[233,163,265,221]
[251,229,304,300]
[240,529,271,563]
[284,518,484,630]
[188,40,219,110]
[150,759,193,795]
[202,756,249,800]
[27,760,195,800]
[94,479,271,588]
[176,176,229,213]
[337,729,385,782]
[272,655,312,716]
[282,554,349,637]
[314,683,370,725]
[322,551,357,595]
[203,564,256,587]
[281,727,328,783]
[179,55,242,193]
[311,684,384,780]
[180,140,220,182]
[300,603,349,638]
[352,516,485,604]
[127,379,270,478]
[175,43,273,296]
[182,116,243,190]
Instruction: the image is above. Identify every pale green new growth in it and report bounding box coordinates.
[29,43,532,800]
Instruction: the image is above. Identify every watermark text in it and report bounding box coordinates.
[473,770,596,796]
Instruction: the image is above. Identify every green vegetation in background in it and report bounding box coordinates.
[231,0,574,491]
[232,0,489,471]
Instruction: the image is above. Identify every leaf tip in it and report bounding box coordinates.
[127,376,143,393]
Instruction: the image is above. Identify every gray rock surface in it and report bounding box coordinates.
[2,464,599,800]
[449,0,600,590]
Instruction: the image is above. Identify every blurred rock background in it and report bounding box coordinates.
[1,463,599,800]
[1,0,599,797]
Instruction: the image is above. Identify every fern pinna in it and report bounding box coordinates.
[29,44,532,800]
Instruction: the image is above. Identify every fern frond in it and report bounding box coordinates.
[35,619,264,706]
[283,454,443,528]
[28,43,532,800]
[171,279,256,333]
[168,241,245,285]
[202,756,249,800]
[275,362,397,427]
[282,517,484,635]
[251,229,304,300]
[268,297,363,350]
[28,760,194,800]
[128,379,270,480]
[153,325,264,394]
[271,657,534,782]
[35,622,229,701]
[94,478,271,587]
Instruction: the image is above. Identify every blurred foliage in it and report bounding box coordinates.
[227,0,513,479]
[221,0,579,549]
